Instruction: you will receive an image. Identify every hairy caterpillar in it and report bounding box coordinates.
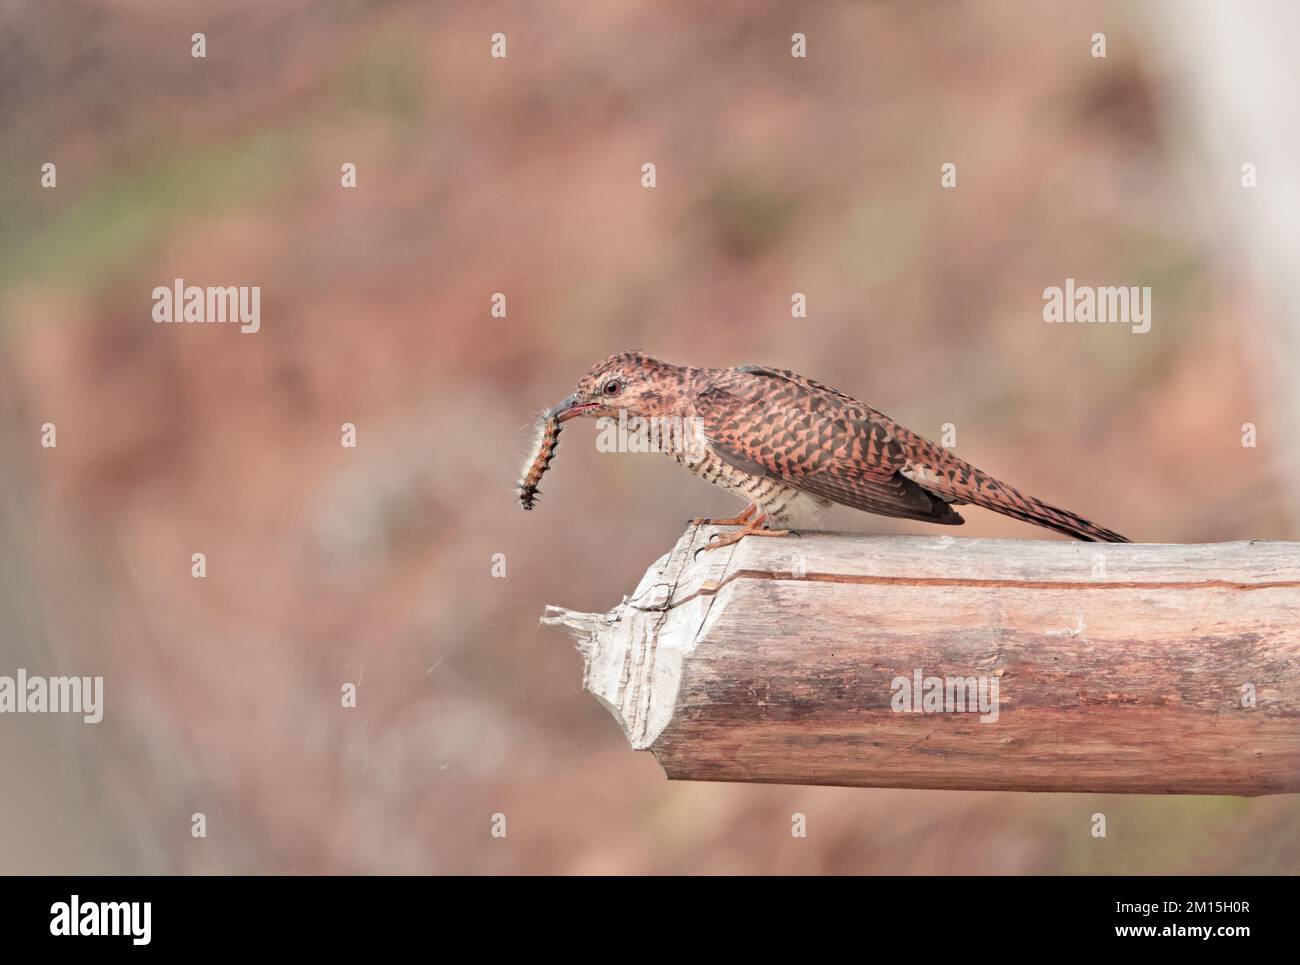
[518,415,561,510]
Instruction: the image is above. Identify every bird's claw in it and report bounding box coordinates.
[689,505,757,528]
[695,518,791,555]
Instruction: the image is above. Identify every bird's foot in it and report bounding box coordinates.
[689,504,756,527]
[696,513,790,554]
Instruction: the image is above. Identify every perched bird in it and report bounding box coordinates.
[543,351,1129,549]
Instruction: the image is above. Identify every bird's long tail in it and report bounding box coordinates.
[962,472,1130,543]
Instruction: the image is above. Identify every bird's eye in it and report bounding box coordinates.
[603,379,621,397]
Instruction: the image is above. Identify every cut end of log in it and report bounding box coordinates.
[539,605,601,660]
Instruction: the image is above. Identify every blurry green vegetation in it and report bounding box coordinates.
[1077,237,1208,382]
[1058,796,1283,874]
[2,23,427,300]
[696,171,801,260]
[1,131,301,293]
[328,26,428,121]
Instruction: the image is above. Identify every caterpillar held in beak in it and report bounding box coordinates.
[518,415,562,510]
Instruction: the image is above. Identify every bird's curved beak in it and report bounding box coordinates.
[547,393,601,423]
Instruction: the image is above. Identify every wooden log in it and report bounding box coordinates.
[542,526,1300,795]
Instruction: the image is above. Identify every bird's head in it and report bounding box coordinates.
[547,351,688,423]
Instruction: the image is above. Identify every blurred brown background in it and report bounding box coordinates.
[1,0,1297,873]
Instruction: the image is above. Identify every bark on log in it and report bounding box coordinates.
[542,526,1300,795]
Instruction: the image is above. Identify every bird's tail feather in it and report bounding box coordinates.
[966,479,1130,543]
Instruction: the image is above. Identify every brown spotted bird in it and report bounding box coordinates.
[541,351,1129,549]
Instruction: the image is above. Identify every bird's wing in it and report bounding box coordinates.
[692,365,963,524]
